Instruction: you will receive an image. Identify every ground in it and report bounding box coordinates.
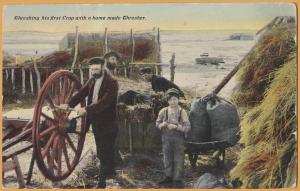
[2,130,240,188]
[2,76,240,188]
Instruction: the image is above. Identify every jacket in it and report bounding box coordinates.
[68,71,119,132]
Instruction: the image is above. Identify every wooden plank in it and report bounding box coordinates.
[3,127,14,141]
[3,142,33,161]
[3,118,31,130]
[2,160,16,172]
[2,121,32,151]
[13,156,26,188]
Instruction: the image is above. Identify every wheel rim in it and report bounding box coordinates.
[32,70,86,181]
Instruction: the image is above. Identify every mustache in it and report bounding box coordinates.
[92,73,103,78]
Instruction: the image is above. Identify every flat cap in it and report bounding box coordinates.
[88,57,105,65]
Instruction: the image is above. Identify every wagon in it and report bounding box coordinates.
[3,70,87,187]
[185,141,232,168]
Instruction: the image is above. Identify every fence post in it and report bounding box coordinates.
[11,68,15,90]
[30,70,34,94]
[5,69,8,80]
[71,26,79,72]
[157,28,161,63]
[130,29,135,64]
[22,68,26,94]
[104,27,108,54]
[170,53,176,82]
[33,51,41,92]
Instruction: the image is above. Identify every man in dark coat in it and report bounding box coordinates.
[140,67,185,97]
[59,57,119,188]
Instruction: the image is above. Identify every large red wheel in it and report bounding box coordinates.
[32,70,86,181]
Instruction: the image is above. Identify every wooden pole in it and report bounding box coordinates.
[170,53,176,82]
[30,70,34,94]
[26,152,35,185]
[13,156,25,188]
[130,29,135,63]
[157,28,162,63]
[11,68,15,90]
[22,68,26,94]
[5,69,8,80]
[104,27,108,54]
[211,46,255,95]
[71,26,79,72]
[128,121,133,154]
[80,68,84,85]
[33,51,41,92]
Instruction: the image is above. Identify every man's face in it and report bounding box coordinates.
[106,56,118,70]
[90,64,103,78]
[168,96,179,107]
[107,56,118,65]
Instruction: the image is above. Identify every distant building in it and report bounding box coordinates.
[229,33,254,40]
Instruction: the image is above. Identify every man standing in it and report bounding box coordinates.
[60,57,119,188]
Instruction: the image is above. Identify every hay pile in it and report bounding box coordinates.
[233,21,296,106]
[229,17,296,188]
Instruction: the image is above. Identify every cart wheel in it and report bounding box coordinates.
[32,70,86,181]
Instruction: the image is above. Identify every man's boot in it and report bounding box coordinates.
[97,176,106,188]
[157,177,173,187]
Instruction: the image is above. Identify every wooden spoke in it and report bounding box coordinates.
[62,139,72,171]
[42,132,56,159]
[61,76,69,103]
[53,79,60,105]
[41,112,55,124]
[40,125,57,138]
[46,149,55,175]
[46,96,55,108]
[65,134,77,153]
[57,139,63,176]
[65,82,76,103]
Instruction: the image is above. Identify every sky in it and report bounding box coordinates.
[3,3,297,32]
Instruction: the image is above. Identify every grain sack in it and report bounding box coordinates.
[207,97,240,145]
[186,98,211,142]
[193,173,227,188]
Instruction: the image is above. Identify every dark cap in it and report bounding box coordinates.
[88,57,105,65]
[140,67,152,75]
[166,88,180,99]
[104,51,120,60]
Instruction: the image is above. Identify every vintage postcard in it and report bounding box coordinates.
[1,2,297,189]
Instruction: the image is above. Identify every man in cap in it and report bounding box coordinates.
[104,51,121,74]
[156,88,191,188]
[59,57,119,188]
[140,67,185,97]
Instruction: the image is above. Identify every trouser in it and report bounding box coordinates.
[162,133,185,181]
[92,125,118,179]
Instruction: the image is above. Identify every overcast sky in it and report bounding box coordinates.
[3,3,296,32]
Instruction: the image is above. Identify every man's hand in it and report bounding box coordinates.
[75,107,87,116]
[200,92,216,102]
[57,104,69,111]
[158,121,168,129]
[167,123,177,130]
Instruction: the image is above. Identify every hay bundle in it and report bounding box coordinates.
[126,104,155,123]
[234,24,296,106]
[230,54,296,188]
